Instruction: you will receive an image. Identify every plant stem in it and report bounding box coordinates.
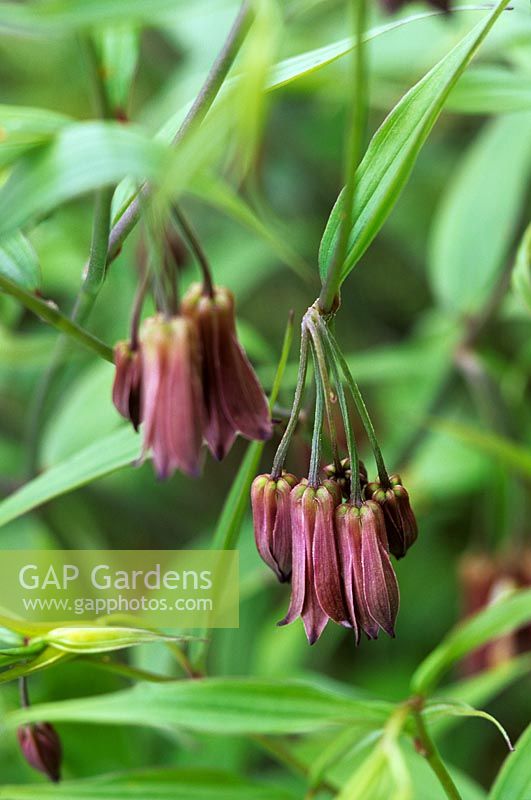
[317,316,361,503]
[172,206,215,297]
[107,1,253,263]
[318,0,367,314]
[251,735,336,797]
[271,327,309,478]
[307,318,341,473]
[0,275,113,362]
[308,345,325,487]
[322,324,389,488]
[410,701,462,800]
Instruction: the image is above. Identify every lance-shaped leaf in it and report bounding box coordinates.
[0,232,40,290]
[490,723,531,800]
[4,678,394,735]
[318,0,510,286]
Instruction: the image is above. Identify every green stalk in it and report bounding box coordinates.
[410,703,463,800]
[318,0,367,314]
[308,344,325,488]
[107,1,253,262]
[317,317,361,503]
[0,275,113,363]
[322,324,389,488]
[306,318,341,473]
[271,327,309,478]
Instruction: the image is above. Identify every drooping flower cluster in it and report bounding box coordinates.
[251,306,418,645]
[112,283,272,479]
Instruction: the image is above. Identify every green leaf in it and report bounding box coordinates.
[0,768,297,800]
[318,0,510,285]
[0,0,187,33]
[0,644,70,685]
[429,418,531,480]
[0,426,141,530]
[429,113,531,314]
[5,678,394,735]
[0,121,170,238]
[489,723,531,800]
[411,588,531,695]
[40,626,186,654]
[96,26,140,115]
[511,222,531,314]
[424,701,513,750]
[0,232,41,290]
[0,104,71,166]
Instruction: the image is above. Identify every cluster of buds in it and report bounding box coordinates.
[112,282,272,479]
[251,305,417,645]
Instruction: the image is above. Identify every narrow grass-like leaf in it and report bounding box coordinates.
[429,113,531,314]
[5,678,394,734]
[424,702,513,750]
[489,723,531,800]
[0,121,170,238]
[0,232,40,290]
[0,426,141,530]
[0,768,297,800]
[411,588,531,695]
[318,0,510,285]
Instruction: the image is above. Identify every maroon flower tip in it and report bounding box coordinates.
[18,723,62,783]
[251,472,298,582]
[112,340,142,430]
[381,0,450,12]
[365,475,418,559]
[336,501,399,641]
[279,479,347,645]
[182,283,272,460]
[140,314,204,479]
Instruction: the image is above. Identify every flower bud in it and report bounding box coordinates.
[335,500,399,641]
[182,284,272,460]
[323,458,367,500]
[279,479,348,644]
[112,341,142,430]
[18,722,62,782]
[140,314,204,479]
[251,472,298,582]
[365,474,417,559]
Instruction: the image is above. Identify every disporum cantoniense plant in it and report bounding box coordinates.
[251,304,417,645]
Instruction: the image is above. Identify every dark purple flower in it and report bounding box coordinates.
[251,472,298,582]
[140,314,204,479]
[112,340,142,430]
[18,723,62,783]
[182,284,272,460]
[365,473,418,559]
[335,500,399,641]
[279,479,349,644]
